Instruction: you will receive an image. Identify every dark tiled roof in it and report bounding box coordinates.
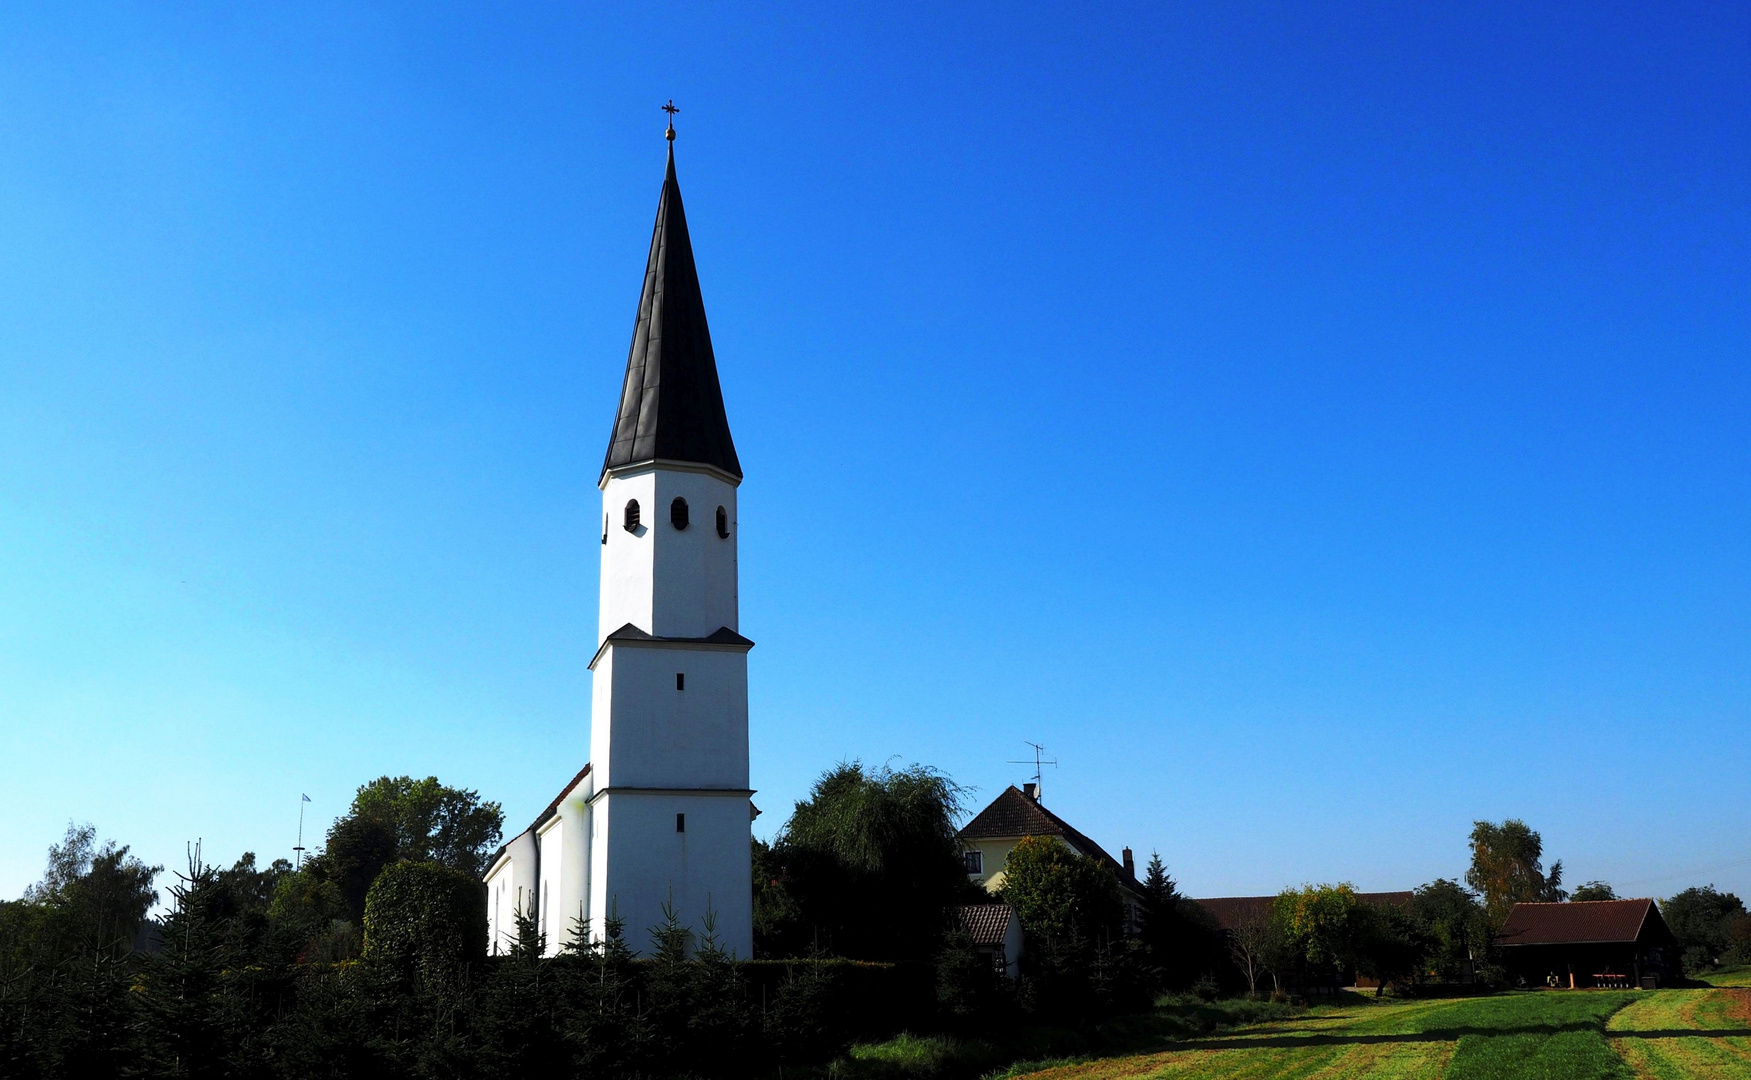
[532,762,594,833]
[954,904,1017,946]
[602,144,741,483]
[960,786,1065,841]
[958,786,1143,897]
[1495,899,1672,948]
[488,762,594,872]
[1195,892,1414,932]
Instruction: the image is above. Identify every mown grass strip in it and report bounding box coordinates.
[1608,989,1751,1080]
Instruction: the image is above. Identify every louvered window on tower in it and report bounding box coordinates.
[670,497,689,530]
[624,499,640,531]
[715,505,729,538]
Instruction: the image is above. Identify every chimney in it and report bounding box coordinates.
[1021,782,1038,801]
[1122,848,1135,878]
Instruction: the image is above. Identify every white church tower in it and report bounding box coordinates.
[484,123,754,958]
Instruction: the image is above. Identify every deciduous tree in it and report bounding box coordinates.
[1465,819,1565,927]
[1664,885,1746,974]
[763,761,969,961]
[312,775,504,920]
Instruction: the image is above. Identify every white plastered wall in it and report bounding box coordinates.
[484,829,538,955]
[534,787,596,957]
[598,465,738,640]
[536,817,565,949]
[590,790,753,957]
[589,642,749,791]
[587,463,751,957]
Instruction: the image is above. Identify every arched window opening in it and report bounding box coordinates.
[623,499,641,532]
[715,505,730,539]
[670,497,690,530]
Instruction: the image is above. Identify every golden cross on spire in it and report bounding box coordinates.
[662,99,678,141]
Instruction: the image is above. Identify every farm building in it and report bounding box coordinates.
[1494,898,1679,988]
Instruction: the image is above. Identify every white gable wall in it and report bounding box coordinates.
[484,829,538,955]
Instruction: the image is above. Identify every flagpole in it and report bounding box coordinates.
[294,794,310,869]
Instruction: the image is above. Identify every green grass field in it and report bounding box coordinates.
[1703,967,1751,989]
[1001,988,1751,1080]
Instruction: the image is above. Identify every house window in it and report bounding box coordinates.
[671,497,689,530]
[716,505,729,538]
[676,813,686,833]
[963,850,983,875]
[624,500,640,531]
[676,672,685,690]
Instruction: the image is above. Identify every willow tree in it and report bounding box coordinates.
[762,761,970,961]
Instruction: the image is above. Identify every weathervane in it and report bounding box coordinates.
[663,99,679,141]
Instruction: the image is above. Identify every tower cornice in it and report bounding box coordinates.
[587,622,755,671]
[598,457,743,490]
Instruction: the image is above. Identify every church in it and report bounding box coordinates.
[484,124,755,958]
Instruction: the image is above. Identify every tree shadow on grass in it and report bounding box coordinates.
[1163,1022,1751,1052]
[1605,1029,1751,1039]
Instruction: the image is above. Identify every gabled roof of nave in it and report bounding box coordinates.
[601,142,742,483]
[485,762,593,872]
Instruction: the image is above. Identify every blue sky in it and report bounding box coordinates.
[1,2,1746,904]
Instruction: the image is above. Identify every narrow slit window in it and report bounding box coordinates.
[676,813,686,833]
[676,672,685,691]
[602,513,609,545]
[715,505,729,539]
[623,499,640,532]
[670,497,689,530]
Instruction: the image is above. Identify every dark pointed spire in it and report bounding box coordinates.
[601,140,742,483]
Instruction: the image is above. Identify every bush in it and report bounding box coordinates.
[362,861,487,995]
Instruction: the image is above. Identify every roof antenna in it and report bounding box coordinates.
[662,99,679,142]
[1008,741,1058,800]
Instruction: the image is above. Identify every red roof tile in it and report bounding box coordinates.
[1494,899,1669,947]
[954,904,1017,946]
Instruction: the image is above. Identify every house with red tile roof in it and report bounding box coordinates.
[957,783,1147,928]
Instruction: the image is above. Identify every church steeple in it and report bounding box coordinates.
[485,111,754,963]
[601,140,742,484]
